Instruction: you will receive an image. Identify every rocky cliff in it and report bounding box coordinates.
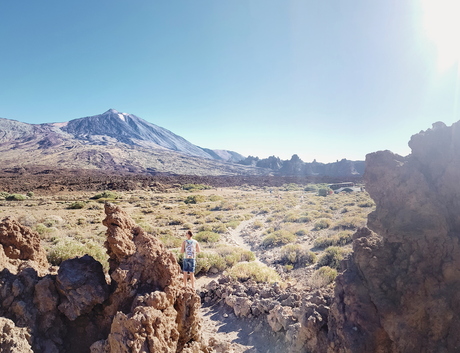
[0,204,207,353]
[324,121,460,352]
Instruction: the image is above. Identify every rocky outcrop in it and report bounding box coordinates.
[0,203,206,353]
[325,121,460,352]
[0,217,49,274]
[92,203,204,353]
[201,276,332,353]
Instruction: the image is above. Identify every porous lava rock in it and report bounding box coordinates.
[0,203,206,352]
[0,217,49,274]
[0,317,33,353]
[90,203,205,353]
[326,121,460,352]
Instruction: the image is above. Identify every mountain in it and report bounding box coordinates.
[0,110,260,176]
[0,110,364,178]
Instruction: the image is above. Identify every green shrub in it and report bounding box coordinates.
[313,219,332,230]
[47,239,109,270]
[262,230,296,248]
[295,229,308,236]
[6,194,27,201]
[318,246,351,270]
[215,244,255,266]
[35,223,54,235]
[226,262,281,283]
[280,244,316,266]
[225,220,240,229]
[195,231,220,243]
[26,191,34,198]
[309,266,337,288]
[253,220,264,229]
[317,188,332,197]
[67,201,86,209]
[304,184,318,192]
[184,195,205,204]
[0,192,10,200]
[358,201,375,208]
[314,231,353,249]
[159,234,183,248]
[182,184,211,191]
[91,191,119,200]
[208,194,224,202]
[213,223,228,233]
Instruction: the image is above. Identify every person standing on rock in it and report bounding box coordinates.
[181,230,201,289]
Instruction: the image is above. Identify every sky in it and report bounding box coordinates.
[1,0,459,163]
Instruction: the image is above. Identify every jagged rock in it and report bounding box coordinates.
[56,255,109,321]
[0,317,33,353]
[0,217,49,274]
[0,203,206,353]
[91,203,204,353]
[326,121,460,352]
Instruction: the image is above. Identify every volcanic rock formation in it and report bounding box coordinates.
[0,204,206,353]
[325,121,460,352]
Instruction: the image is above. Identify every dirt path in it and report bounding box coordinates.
[197,215,272,352]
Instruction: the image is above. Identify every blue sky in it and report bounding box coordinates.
[1,0,459,163]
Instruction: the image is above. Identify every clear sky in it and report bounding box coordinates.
[1,0,459,163]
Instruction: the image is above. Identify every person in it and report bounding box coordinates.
[181,230,201,289]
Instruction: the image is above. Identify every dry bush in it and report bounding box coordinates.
[226,262,281,283]
[309,266,337,288]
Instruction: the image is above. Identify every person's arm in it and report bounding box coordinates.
[195,241,201,254]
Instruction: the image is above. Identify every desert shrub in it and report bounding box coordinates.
[35,223,55,236]
[304,184,318,192]
[208,194,224,202]
[295,228,308,236]
[47,239,109,270]
[282,183,302,191]
[215,244,255,266]
[91,191,119,200]
[87,202,103,210]
[184,195,205,204]
[0,192,10,200]
[6,194,27,201]
[314,231,353,249]
[18,214,37,228]
[317,188,332,197]
[252,220,264,229]
[318,246,351,270]
[313,219,332,230]
[182,183,211,191]
[26,191,34,198]
[280,244,317,266]
[358,201,375,208]
[182,223,193,230]
[213,223,228,234]
[226,262,281,283]
[67,201,86,209]
[168,217,183,226]
[195,252,226,274]
[309,266,337,288]
[159,234,183,248]
[225,220,240,229]
[333,216,364,229]
[262,230,296,248]
[43,215,64,227]
[195,231,220,243]
[198,224,213,232]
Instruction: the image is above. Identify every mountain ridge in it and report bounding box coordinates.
[0,110,365,177]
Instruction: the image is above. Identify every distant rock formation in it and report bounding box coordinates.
[324,121,460,352]
[0,204,207,353]
[239,154,365,178]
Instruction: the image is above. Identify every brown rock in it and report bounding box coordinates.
[0,317,33,353]
[0,217,49,273]
[325,121,460,352]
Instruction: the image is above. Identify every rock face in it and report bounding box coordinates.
[0,204,206,353]
[0,217,49,274]
[325,121,460,352]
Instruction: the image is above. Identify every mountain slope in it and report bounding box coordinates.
[60,109,214,159]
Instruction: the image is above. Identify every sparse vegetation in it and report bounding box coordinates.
[226,262,281,283]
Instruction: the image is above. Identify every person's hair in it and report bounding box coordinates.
[187,230,193,237]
